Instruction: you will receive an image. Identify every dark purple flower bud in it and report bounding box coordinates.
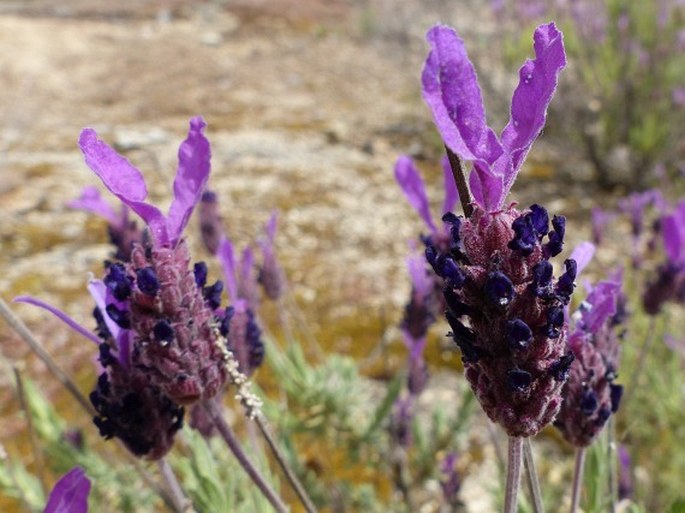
[199,190,223,255]
[484,271,514,307]
[194,261,208,288]
[580,389,598,415]
[93,306,111,339]
[549,353,574,381]
[506,319,532,350]
[153,319,175,344]
[106,303,131,329]
[225,303,265,375]
[440,256,466,288]
[529,204,549,235]
[136,267,160,296]
[63,429,85,451]
[446,311,481,363]
[98,343,115,367]
[555,258,577,301]
[90,368,184,460]
[425,245,438,271]
[546,307,565,339]
[643,263,681,315]
[104,263,132,301]
[509,215,538,254]
[507,368,532,391]
[531,260,553,297]
[202,280,224,310]
[544,215,566,257]
[219,306,234,337]
[610,383,623,412]
[444,287,473,318]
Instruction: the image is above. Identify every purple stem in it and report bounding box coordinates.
[570,448,586,513]
[255,415,318,513]
[523,438,544,513]
[445,145,474,218]
[504,436,523,513]
[202,399,289,513]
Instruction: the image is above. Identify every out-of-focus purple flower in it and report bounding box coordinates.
[218,237,265,376]
[568,0,608,42]
[617,445,633,500]
[44,467,90,513]
[258,211,286,301]
[69,186,142,261]
[591,207,615,246]
[422,22,566,212]
[643,200,685,314]
[556,271,625,447]
[439,452,462,506]
[400,251,438,343]
[673,87,685,107]
[76,119,229,407]
[665,334,685,359]
[619,189,663,239]
[421,24,573,438]
[395,155,458,252]
[198,190,223,254]
[390,396,414,448]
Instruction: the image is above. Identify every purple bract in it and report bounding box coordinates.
[422,22,566,212]
[43,467,91,513]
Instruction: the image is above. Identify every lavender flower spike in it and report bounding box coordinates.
[44,467,91,513]
[422,23,566,212]
[78,117,210,248]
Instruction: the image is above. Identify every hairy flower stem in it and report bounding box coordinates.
[523,438,545,513]
[202,399,289,513]
[606,419,617,513]
[504,436,523,513]
[0,297,94,415]
[158,458,195,513]
[211,329,317,513]
[255,415,319,513]
[570,448,586,513]
[444,145,474,218]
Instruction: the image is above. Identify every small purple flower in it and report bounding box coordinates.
[394,154,458,253]
[555,271,626,447]
[591,207,615,246]
[44,467,91,513]
[420,23,572,437]
[198,190,223,254]
[69,186,143,261]
[257,211,286,301]
[617,445,633,500]
[643,200,685,314]
[439,452,462,507]
[218,237,265,376]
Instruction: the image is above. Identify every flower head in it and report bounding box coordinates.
[555,270,626,447]
[420,23,571,437]
[77,118,230,405]
[257,211,286,301]
[643,199,685,314]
